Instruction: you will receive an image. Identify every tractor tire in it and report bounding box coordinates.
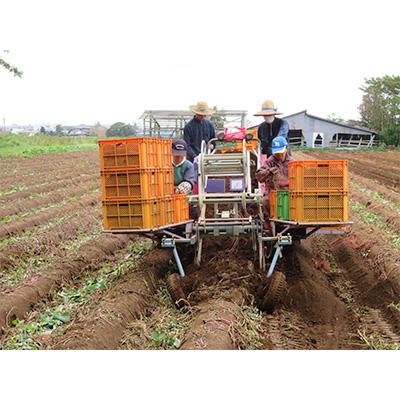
[167,273,186,308]
[261,271,287,313]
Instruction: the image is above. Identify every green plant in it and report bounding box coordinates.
[236,306,263,349]
[357,330,399,350]
[2,240,152,349]
[0,132,99,158]
[350,200,400,248]
[121,285,192,350]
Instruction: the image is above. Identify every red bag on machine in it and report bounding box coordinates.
[223,127,247,140]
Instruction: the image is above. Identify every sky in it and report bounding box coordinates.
[0,0,399,127]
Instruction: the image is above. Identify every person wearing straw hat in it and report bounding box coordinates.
[254,100,289,157]
[183,101,215,162]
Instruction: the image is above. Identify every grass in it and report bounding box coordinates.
[0,226,102,286]
[332,280,355,311]
[351,182,400,213]
[293,145,392,153]
[357,330,399,350]
[2,188,96,225]
[0,132,99,157]
[121,287,264,350]
[121,285,193,350]
[237,306,264,349]
[3,240,152,349]
[0,211,80,251]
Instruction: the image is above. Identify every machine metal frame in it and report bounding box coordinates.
[104,136,352,280]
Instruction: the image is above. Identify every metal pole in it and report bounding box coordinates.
[267,245,282,278]
[172,246,185,277]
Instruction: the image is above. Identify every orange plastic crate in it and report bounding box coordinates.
[101,168,162,200]
[173,194,189,223]
[157,139,173,168]
[236,129,259,152]
[288,160,348,192]
[103,198,162,230]
[99,138,159,170]
[158,167,174,197]
[269,191,277,219]
[289,191,348,222]
[160,196,175,226]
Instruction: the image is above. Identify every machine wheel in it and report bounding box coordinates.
[167,273,186,308]
[261,271,287,313]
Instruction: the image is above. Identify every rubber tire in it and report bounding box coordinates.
[261,271,287,313]
[167,273,187,308]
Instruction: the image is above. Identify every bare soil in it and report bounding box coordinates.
[1,149,399,349]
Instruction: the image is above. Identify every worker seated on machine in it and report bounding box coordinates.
[255,136,292,222]
[172,139,195,194]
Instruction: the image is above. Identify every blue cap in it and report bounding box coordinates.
[272,136,288,154]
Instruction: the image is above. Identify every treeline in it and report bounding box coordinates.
[106,122,140,137]
[359,75,400,146]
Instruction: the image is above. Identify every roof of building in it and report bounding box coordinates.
[283,110,375,134]
[139,110,247,120]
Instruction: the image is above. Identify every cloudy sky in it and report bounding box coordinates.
[0,0,399,126]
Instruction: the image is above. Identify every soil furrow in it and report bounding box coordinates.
[0,234,132,333]
[0,180,99,220]
[0,193,100,240]
[0,173,98,204]
[0,207,101,271]
[51,249,171,349]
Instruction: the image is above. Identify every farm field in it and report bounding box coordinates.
[0,132,98,157]
[0,149,399,350]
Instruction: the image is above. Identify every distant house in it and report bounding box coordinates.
[282,110,376,148]
[67,125,92,136]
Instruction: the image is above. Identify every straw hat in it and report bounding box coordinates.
[254,100,282,116]
[190,101,214,116]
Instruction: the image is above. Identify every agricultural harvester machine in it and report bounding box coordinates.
[100,132,352,311]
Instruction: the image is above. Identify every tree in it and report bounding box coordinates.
[327,113,346,124]
[55,125,63,135]
[359,75,400,146]
[106,122,139,137]
[0,50,23,77]
[326,114,363,128]
[210,106,227,131]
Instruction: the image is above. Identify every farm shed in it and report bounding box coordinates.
[139,110,247,137]
[282,110,376,148]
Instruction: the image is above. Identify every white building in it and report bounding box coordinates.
[282,110,376,148]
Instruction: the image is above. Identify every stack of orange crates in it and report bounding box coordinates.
[99,138,174,230]
[173,193,189,223]
[288,160,348,222]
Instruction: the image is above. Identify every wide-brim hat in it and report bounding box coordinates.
[190,101,214,116]
[254,100,282,116]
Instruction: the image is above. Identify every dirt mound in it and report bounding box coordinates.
[364,279,400,307]
[0,234,131,332]
[180,238,265,306]
[285,278,347,324]
[181,294,245,350]
[52,249,171,349]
